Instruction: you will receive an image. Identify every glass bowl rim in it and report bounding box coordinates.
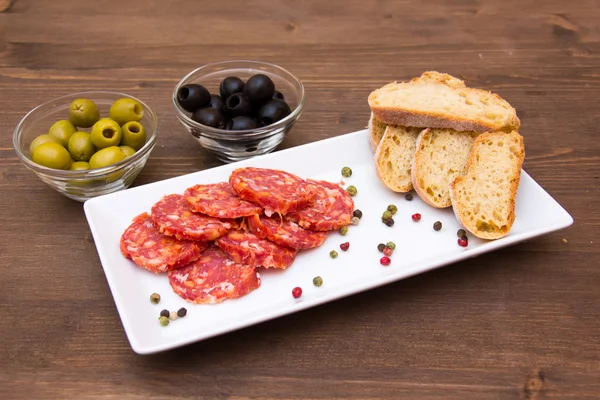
[13,90,158,179]
[171,60,305,140]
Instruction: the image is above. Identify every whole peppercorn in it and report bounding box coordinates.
[383,246,393,257]
[385,241,396,250]
[458,238,468,247]
[387,204,398,215]
[380,256,391,266]
[346,185,357,196]
[353,209,363,219]
[159,316,169,326]
[457,229,467,239]
[339,226,348,235]
[341,166,352,177]
[313,276,323,287]
[411,213,421,222]
[340,242,350,251]
[330,250,338,259]
[177,308,187,318]
[351,216,360,226]
[433,221,442,231]
[405,193,413,201]
[382,210,393,221]
[292,287,303,298]
[169,311,179,321]
[149,293,161,304]
[159,309,169,318]
[384,218,395,227]
[377,243,386,252]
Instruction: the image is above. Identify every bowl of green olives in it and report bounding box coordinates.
[13,91,158,202]
[172,60,305,163]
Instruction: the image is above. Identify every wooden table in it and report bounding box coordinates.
[1,1,599,398]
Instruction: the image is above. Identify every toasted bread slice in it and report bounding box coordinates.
[449,131,525,240]
[368,113,387,152]
[374,125,423,192]
[412,128,479,208]
[368,71,520,133]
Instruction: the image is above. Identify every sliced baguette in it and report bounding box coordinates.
[374,125,423,192]
[449,131,525,240]
[368,71,520,133]
[412,128,479,208]
[368,113,387,152]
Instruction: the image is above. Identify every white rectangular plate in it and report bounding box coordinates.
[84,129,573,354]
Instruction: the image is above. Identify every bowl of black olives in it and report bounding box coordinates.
[172,60,305,163]
[13,91,158,202]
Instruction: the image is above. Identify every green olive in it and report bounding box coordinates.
[90,118,122,150]
[70,161,90,171]
[29,134,61,156]
[109,98,144,126]
[67,131,96,161]
[121,121,146,151]
[119,145,136,157]
[68,98,100,128]
[48,120,77,147]
[89,146,126,169]
[32,142,72,170]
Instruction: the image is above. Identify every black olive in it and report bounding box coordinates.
[227,116,258,131]
[191,108,227,129]
[273,90,285,100]
[208,94,227,115]
[219,76,245,101]
[244,74,275,105]
[226,93,252,117]
[257,99,291,126]
[177,84,211,113]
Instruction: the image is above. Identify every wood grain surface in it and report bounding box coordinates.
[1,0,599,399]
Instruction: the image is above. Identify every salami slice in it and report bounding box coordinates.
[247,214,327,250]
[151,194,232,241]
[184,182,262,219]
[286,179,354,231]
[216,230,296,269]
[229,167,316,216]
[168,245,261,304]
[120,213,205,273]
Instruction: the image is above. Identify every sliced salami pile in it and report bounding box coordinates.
[119,167,354,305]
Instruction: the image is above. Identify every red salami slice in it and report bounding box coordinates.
[247,214,327,250]
[120,213,205,273]
[168,245,261,304]
[184,182,262,219]
[229,167,316,216]
[286,179,354,231]
[151,194,232,241]
[216,230,296,269]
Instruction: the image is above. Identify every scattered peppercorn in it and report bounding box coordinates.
[169,311,179,321]
[387,204,398,215]
[330,250,338,259]
[385,241,396,250]
[339,226,348,236]
[177,308,187,318]
[313,276,323,287]
[292,287,303,298]
[433,221,442,231]
[382,210,393,221]
[159,316,169,326]
[353,209,363,219]
[405,193,413,201]
[160,309,169,318]
[150,293,161,304]
[340,242,350,251]
[411,213,421,222]
[341,166,352,177]
[384,218,395,227]
[346,185,357,196]
[457,229,467,239]
[383,246,393,257]
[351,216,360,226]
[458,238,468,247]
[377,243,386,252]
[380,256,391,266]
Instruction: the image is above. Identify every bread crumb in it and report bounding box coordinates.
[562,238,568,243]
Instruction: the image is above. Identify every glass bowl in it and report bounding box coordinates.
[13,91,158,202]
[172,60,305,163]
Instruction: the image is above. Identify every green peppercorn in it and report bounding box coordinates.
[159,316,169,326]
[330,250,338,259]
[384,218,395,227]
[339,226,348,236]
[346,185,357,196]
[177,308,187,318]
[387,204,398,215]
[385,241,396,250]
[377,243,386,252]
[457,229,467,239]
[313,276,323,287]
[382,210,393,221]
[159,309,169,318]
[149,293,161,304]
[405,193,413,201]
[353,209,363,219]
[341,166,352,177]
[433,221,442,231]
[351,216,360,226]
[169,311,179,321]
